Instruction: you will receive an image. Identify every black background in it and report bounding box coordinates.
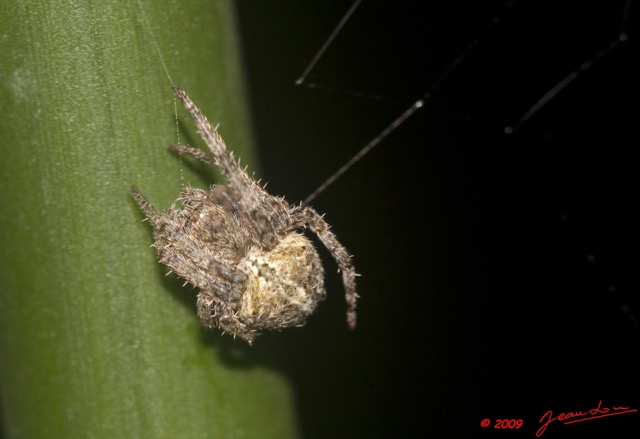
[235,1,639,438]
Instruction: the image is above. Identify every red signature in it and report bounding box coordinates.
[536,400,637,437]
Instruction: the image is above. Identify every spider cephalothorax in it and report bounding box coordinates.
[131,88,358,343]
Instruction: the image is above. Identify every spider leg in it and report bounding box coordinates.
[172,88,292,248]
[293,205,358,329]
[169,144,216,167]
[172,88,262,207]
[198,296,257,344]
[131,186,161,223]
[132,187,248,303]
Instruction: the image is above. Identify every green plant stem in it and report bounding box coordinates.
[0,1,298,437]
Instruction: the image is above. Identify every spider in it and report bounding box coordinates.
[131,87,358,344]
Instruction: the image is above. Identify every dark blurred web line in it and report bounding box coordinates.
[298,0,519,205]
[505,0,637,330]
[295,0,363,90]
[506,0,631,134]
[296,0,637,329]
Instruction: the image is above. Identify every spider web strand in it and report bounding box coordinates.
[303,99,423,205]
[506,34,628,134]
[295,0,363,86]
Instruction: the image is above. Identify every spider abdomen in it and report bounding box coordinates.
[236,232,327,332]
